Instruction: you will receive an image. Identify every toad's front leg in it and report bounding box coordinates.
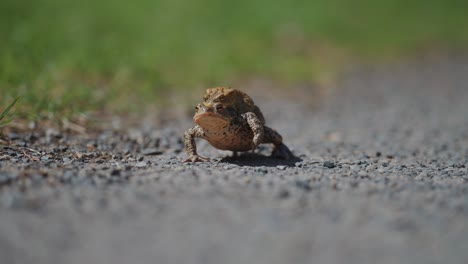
[183,125,210,162]
[241,112,264,150]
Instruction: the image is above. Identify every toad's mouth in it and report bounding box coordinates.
[194,112,230,127]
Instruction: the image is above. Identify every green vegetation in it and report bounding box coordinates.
[1,0,468,117]
[0,97,20,127]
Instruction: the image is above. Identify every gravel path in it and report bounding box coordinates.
[1,57,467,264]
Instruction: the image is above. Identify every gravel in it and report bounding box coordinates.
[323,161,336,168]
[0,57,467,264]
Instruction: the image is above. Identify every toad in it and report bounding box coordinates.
[184,87,293,162]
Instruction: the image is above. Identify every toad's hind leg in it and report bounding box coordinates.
[262,126,293,160]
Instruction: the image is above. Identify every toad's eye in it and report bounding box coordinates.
[215,104,224,111]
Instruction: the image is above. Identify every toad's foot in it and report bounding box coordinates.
[183,155,210,162]
[262,126,292,160]
[271,143,293,160]
[184,125,209,162]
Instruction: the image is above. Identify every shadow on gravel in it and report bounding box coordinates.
[219,153,302,167]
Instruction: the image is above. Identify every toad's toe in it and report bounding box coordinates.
[271,144,293,160]
[183,155,211,162]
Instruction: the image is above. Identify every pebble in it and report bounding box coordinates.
[276,165,287,170]
[323,161,336,169]
[110,169,121,176]
[135,161,149,168]
[141,148,164,156]
[377,167,387,173]
[256,166,268,174]
[358,171,369,178]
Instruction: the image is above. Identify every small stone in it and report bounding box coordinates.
[358,171,368,178]
[341,159,353,164]
[277,165,287,170]
[377,167,386,173]
[46,128,61,140]
[256,166,268,174]
[323,161,336,168]
[135,161,148,168]
[141,148,163,156]
[294,161,303,167]
[110,169,121,176]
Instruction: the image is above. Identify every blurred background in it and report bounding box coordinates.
[1,0,467,119]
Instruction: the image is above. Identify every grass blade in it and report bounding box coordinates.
[0,118,12,127]
[0,97,20,125]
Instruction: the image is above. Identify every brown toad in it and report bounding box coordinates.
[184,87,293,162]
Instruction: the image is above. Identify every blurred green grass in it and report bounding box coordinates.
[1,0,468,118]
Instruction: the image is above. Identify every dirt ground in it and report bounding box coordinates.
[1,56,467,264]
